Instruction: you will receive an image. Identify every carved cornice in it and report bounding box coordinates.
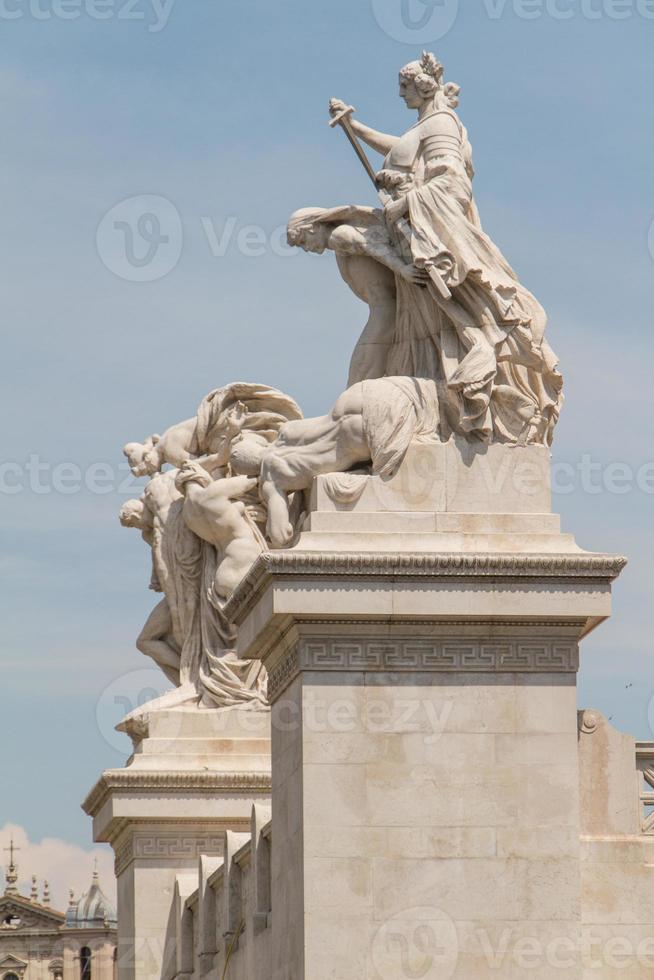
[82,769,271,817]
[267,634,580,701]
[224,551,627,625]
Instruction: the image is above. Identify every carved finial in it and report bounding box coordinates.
[69,888,76,907]
[31,875,39,902]
[43,880,50,905]
[3,838,19,896]
[92,856,99,884]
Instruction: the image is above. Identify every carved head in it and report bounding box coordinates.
[119,498,145,528]
[399,51,445,109]
[287,208,332,255]
[123,437,162,477]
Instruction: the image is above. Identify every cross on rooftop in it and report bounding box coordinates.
[3,839,20,867]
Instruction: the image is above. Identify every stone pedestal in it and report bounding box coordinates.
[223,446,625,980]
[82,706,271,980]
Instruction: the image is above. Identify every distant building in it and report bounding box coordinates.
[0,841,117,980]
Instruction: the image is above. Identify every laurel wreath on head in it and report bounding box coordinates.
[420,51,445,83]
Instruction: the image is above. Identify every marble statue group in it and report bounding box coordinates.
[122,52,563,709]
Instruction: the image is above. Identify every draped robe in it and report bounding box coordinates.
[381,108,563,445]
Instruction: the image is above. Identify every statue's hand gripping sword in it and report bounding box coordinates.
[329,103,452,301]
[328,103,379,185]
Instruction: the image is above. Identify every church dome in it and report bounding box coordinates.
[65,868,116,929]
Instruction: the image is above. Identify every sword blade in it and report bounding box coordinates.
[335,115,379,188]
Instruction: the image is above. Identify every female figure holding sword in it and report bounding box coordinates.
[318,52,562,447]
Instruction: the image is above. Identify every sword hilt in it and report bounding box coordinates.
[329,103,356,129]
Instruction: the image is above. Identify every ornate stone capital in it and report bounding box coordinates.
[225,550,627,628]
[83,769,272,820]
[83,770,271,858]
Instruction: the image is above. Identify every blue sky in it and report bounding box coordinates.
[1,0,653,857]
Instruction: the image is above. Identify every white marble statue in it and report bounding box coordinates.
[176,464,264,599]
[121,383,303,708]
[120,469,200,689]
[261,377,440,547]
[288,52,563,447]
[117,56,566,714]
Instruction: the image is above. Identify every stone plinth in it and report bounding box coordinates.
[222,449,625,980]
[309,440,553,517]
[82,706,271,980]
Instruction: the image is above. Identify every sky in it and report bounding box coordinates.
[0,822,115,909]
[1,0,653,890]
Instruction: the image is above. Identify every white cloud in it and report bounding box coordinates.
[0,823,116,912]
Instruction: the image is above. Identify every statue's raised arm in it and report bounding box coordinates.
[328,98,399,157]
